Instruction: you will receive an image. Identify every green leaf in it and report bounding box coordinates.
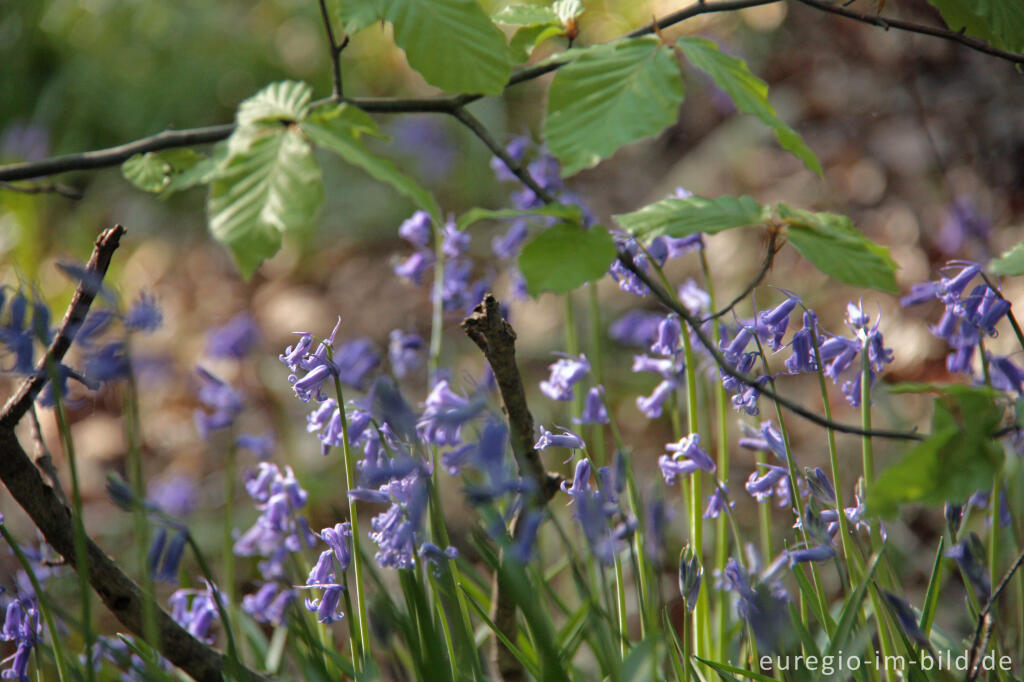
[614,194,767,240]
[544,37,684,176]
[867,387,1005,517]
[302,104,440,221]
[825,550,883,659]
[926,0,1024,52]
[675,36,822,176]
[519,223,616,295]
[456,203,583,231]
[509,24,565,63]
[552,0,583,22]
[163,143,228,196]
[329,0,380,34]
[377,0,511,95]
[990,239,1024,276]
[493,4,559,25]
[236,81,312,127]
[779,204,899,293]
[694,657,776,682]
[122,148,203,193]
[207,125,323,278]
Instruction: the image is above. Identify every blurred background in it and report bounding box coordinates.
[1,0,1022,663]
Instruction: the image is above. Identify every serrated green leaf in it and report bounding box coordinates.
[519,223,616,295]
[614,194,767,240]
[456,203,582,231]
[780,204,899,293]
[676,36,822,176]
[544,37,684,176]
[990,239,1024,276]
[237,81,312,127]
[927,0,1024,52]
[329,0,380,34]
[867,388,1005,517]
[509,24,565,63]
[208,125,323,277]
[122,149,203,193]
[302,104,440,221]
[378,0,511,95]
[493,4,559,25]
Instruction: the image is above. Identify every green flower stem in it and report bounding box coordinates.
[585,286,608,465]
[428,223,446,381]
[331,375,369,668]
[50,371,95,682]
[123,368,161,675]
[0,524,68,682]
[699,249,732,662]
[223,434,237,610]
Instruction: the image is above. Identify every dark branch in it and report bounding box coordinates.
[462,294,560,681]
[0,180,82,200]
[0,225,125,428]
[615,248,923,441]
[795,0,1024,65]
[317,0,348,101]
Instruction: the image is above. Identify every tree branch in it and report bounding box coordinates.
[966,544,1024,681]
[461,294,561,681]
[0,181,82,200]
[794,0,1024,65]
[316,0,348,101]
[700,230,780,323]
[0,225,264,682]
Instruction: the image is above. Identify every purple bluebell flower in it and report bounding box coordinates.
[235,463,315,580]
[206,313,260,358]
[786,544,835,565]
[123,292,162,332]
[819,335,859,381]
[561,458,592,502]
[651,314,682,356]
[973,288,1010,335]
[148,476,199,517]
[303,582,346,625]
[678,544,703,613]
[242,582,296,626]
[704,485,733,519]
[901,282,941,307]
[937,197,991,254]
[881,591,931,648]
[636,379,676,419]
[388,329,423,379]
[394,250,435,285]
[573,386,610,424]
[723,557,793,655]
[539,352,590,401]
[609,310,663,347]
[608,236,652,297]
[399,210,433,249]
[785,311,818,375]
[738,421,787,461]
[83,341,131,382]
[367,467,430,569]
[678,279,710,314]
[417,380,483,446]
[534,425,585,451]
[147,527,187,583]
[721,326,753,365]
[168,585,219,643]
[1,597,38,682]
[492,219,529,259]
[632,354,678,378]
[193,366,244,440]
[946,533,991,604]
[489,135,530,183]
[419,542,458,575]
[440,219,470,259]
[509,510,544,563]
[745,465,788,503]
[665,434,716,472]
[236,432,275,460]
[756,294,800,351]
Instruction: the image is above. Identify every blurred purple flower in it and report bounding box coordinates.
[206,313,260,358]
[539,352,590,401]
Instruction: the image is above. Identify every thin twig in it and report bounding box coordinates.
[700,231,780,323]
[965,544,1024,680]
[316,0,348,101]
[28,404,68,508]
[0,225,125,428]
[795,0,1024,65]
[0,180,82,200]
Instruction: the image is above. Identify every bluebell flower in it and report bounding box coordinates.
[147,526,187,582]
[703,485,733,519]
[235,463,315,580]
[678,279,710,314]
[37,363,98,407]
[665,434,715,471]
[388,329,423,379]
[632,354,678,378]
[492,219,529,259]
[148,475,199,517]
[394,250,435,285]
[242,582,297,626]
[608,310,663,347]
[756,294,800,351]
[54,261,114,302]
[723,557,793,655]
[900,281,941,307]
[417,380,484,446]
[441,258,476,312]
[818,335,859,381]
[83,341,131,382]
[399,210,433,249]
[636,379,676,419]
[168,585,219,644]
[539,352,590,401]
[367,467,430,569]
[745,465,788,503]
[786,543,835,565]
[123,292,162,332]
[561,458,592,502]
[1,597,39,682]
[419,542,458,575]
[937,197,991,254]
[440,219,470,259]
[235,432,275,460]
[805,468,836,506]
[608,236,652,297]
[573,386,609,424]
[509,510,544,563]
[194,366,244,440]
[721,326,753,365]
[946,533,991,604]
[738,421,787,461]
[881,591,931,648]
[785,311,818,374]
[206,313,260,358]
[534,425,585,451]
[678,545,703,613]
[650,314,682,356]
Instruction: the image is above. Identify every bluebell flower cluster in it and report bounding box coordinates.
[167,584,220,644]
[722,556,792,655]
[658,434,715,485]
[1,596,39,682]
[106,474,191,584]
[561,457,635,565]
[903,262,1014,380]
[301,522,352,624]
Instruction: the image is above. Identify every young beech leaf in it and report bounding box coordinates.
[614,194,767,241]
[989,239,1024,276]
[544,37,684,177]
[675,36,822,176]
[519,223,616,296]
